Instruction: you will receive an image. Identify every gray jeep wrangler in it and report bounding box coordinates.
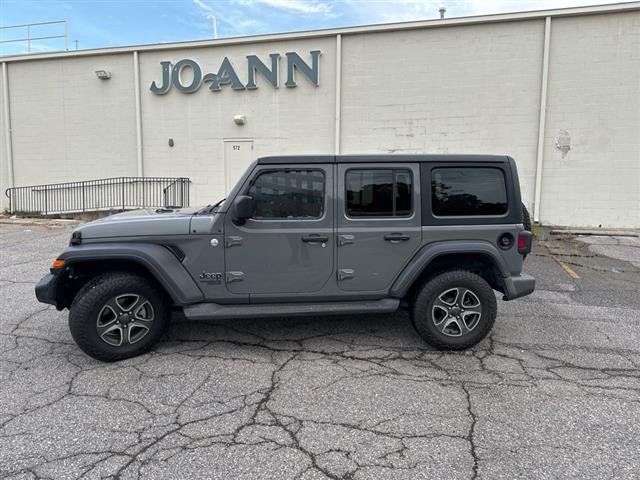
[36,155,534,361]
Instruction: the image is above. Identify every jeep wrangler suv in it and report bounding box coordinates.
[36,155,534,361]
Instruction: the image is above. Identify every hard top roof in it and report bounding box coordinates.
[257,154,510,165]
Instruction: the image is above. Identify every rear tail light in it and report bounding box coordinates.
[517,231,532,255]
[517,235,526,250]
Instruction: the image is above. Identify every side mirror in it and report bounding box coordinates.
[232,195,255,224]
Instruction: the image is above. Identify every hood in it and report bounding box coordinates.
[74,207,198,240]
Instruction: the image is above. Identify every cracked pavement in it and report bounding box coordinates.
[1,222,639,479]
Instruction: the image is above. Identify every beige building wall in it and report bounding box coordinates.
[540,11,640,227]
[1,5,638,226]
[4,54,138,190]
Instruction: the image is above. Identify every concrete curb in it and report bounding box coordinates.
[550,229,639,238]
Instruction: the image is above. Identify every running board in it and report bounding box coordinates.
[183,298,400,321]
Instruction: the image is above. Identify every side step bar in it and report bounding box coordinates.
[183,298,400,321]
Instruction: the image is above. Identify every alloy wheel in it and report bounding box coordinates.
[431,287,482,337]
[96,294,154,346]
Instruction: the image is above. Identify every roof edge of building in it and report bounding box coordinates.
[1,1,638,63]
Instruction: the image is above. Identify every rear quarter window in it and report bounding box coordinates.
[431,167,508,216]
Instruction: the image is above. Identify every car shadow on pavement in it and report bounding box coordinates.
[163,310,431,354]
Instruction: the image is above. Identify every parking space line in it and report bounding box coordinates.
[558,260,580,279]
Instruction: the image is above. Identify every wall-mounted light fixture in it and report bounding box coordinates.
[95,70,112,80]
[233,115,246,126]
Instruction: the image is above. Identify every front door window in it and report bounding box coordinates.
[248,169,325,220]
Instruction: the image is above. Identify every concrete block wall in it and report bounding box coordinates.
[541,12,640,227]
[4,54,138,188]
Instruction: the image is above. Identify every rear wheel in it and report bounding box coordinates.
[69,272,169,362]
[411,270,496,350]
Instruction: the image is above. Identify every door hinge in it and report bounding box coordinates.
[337,269,355,281]
[225,236,243,248]
[337,234,354,246]
[226,271,245,283]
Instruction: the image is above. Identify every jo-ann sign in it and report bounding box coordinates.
[150,50,321,94]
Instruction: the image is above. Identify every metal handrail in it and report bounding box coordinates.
[5,176,191,215]
[0,20,68,54]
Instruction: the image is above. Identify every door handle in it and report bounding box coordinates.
[301,234,329,243]
[384,233,411,242]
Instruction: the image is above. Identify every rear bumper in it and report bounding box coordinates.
[502,273,535,300]
[35,273,58,306]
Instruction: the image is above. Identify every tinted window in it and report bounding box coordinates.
[431,168,508,216]
[248,169,324,219]
[346,169,413,217]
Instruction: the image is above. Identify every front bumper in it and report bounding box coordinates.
[35,273,59,306]
[502,273,535,300]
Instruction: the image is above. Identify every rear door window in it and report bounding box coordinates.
[346,169,413,217]
[431,168,508,216]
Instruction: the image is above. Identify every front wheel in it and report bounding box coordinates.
[411,270,497,350]
[69,272,169,362]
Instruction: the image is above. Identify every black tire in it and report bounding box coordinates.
[69,272,169,362]
[522,203,532,232]
[411,270,497,350]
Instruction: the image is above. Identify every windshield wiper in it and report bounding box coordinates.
[204,198,226,214]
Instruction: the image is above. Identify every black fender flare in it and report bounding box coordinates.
[390,241,510,298]
[58,243,204,305]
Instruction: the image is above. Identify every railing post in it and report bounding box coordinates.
[122,179,125,210]
[82,184,86,212]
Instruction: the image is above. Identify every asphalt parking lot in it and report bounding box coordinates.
[1,221,639,479]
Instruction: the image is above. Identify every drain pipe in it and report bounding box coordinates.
[533,16,551,223]
[334,34,342,154]
[2,62,14,192]
[133,51,144,177]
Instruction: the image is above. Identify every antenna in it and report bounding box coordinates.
[206,15,218,39]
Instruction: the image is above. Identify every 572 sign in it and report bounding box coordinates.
[150,50,321,95]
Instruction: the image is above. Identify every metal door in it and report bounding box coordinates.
[224,164,334,295]
[336,163,422,292]
[224,139,254,194]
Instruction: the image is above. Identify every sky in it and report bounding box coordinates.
[0,0,632,56]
